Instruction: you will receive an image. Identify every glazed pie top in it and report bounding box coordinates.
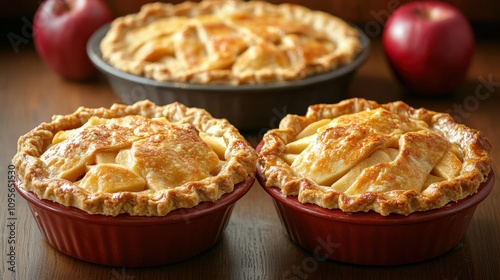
[13,100,257,216]
[100,0,361,84]
[258,98,492,216]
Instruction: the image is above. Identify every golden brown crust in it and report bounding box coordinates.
[100,0,361,85]
[258,98,492,216]
[13,100,257,216]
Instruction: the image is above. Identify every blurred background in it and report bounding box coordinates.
[2,0,499,44]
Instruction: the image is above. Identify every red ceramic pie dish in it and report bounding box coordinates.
[16,176,254,267]
[257,167,494,266]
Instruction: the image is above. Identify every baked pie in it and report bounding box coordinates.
[258,98,492,216]
[13,100,257,216]
[100,0,361,84]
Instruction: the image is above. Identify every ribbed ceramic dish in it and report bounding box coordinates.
[257,164,494,266]
[87,24,370,131]
[16,176,254,267]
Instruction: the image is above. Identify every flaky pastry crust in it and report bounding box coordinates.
[258,98,492,216]
[13,100,257,216]
[100,0,361,85]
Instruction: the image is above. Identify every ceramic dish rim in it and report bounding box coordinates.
[16,176,255,226]
[257,167,494,226]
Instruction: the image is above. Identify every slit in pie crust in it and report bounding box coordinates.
[99,0,361,84]
[13,100,257,216]
[258,98,492,216]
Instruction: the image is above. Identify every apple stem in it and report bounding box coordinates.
[413,8,431,20]
[54,0,72,15]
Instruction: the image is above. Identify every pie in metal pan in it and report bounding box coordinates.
[99,0,362,85]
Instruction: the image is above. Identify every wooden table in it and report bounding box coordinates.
[1,38,499,280]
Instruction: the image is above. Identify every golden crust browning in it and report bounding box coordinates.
[258,98,492,216]
[100,0,361,85]
[13,100,257,216]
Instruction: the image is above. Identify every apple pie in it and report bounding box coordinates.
[13,100,257,216]
[258,98,492,216]
[100,0,361,84]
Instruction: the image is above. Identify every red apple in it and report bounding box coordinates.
[33,0,113,80]
[382,1,474,96]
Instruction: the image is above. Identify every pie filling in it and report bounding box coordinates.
[43,115,224,194]
[100,0,361,84]
[283,108,462,194]
[258,98,492,216]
